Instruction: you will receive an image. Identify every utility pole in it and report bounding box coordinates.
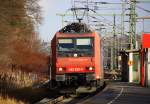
[113,14,117,70]
[129,0,136,49]
[121,0,125,49]
[111,44,114,70]
[128,0,137,82]
[111,14,116,70]
[56,14,65,28]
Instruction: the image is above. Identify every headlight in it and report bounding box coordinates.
[74,53,78,57]
[58,67,63,71]
[89,67,93,71]
[96,76,100,79]
[88,66,94,71]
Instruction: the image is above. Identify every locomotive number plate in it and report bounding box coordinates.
[68,68,84,72]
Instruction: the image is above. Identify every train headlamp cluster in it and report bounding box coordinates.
[58,67,63,71]
[58,66,94,72]
[89,67,93,71]
[88,66,94,71]
[96,76,100,79]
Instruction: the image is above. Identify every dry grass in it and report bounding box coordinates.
[1,87,55,104]
[0,68,51,103]
[0,96,25,104]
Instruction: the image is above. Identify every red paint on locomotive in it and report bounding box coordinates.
[51,23,103,90]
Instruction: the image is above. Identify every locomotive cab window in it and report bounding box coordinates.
[76,38,93,50]
[57,38,94,57]
[58,39,74,51]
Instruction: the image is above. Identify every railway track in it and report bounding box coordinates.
[58,84,106,104]
[35,92,94,104]
[34,85,105,104]
[35,96,64,104]
[34,80,106,104]
[60,94,90,104]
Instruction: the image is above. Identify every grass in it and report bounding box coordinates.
[0,69,53,103]
[1,87,59,104]
[0,96,25,104]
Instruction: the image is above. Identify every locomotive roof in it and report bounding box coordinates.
[59,22,92,34]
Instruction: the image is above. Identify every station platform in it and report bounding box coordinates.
[78,82,150,104]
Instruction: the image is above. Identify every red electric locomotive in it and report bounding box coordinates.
[51,23,104,93]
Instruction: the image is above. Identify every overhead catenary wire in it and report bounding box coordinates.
[136,5,150,13]
[123,0,150,13]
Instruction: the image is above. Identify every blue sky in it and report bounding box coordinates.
[39,0,70,41]
[38,0,150,42]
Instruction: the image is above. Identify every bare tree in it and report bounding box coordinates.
[0,0,43,68]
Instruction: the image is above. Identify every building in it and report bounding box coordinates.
[141,33,150,87]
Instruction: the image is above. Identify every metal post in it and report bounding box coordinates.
[129,0,136,49]
[128,0,137,83]
[121,0,125,49]
[110,14,116,70]
[61,15,64,28]
[56,14,65,28]
[113,14,116,70]
[111,44,114,70]
[86,0,90,23]
[143,19,145,32]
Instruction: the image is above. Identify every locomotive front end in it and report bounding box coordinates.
[56,36,96,85]
[51,23,103,93]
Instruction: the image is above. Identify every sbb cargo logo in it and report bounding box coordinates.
[68,68,84,72]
